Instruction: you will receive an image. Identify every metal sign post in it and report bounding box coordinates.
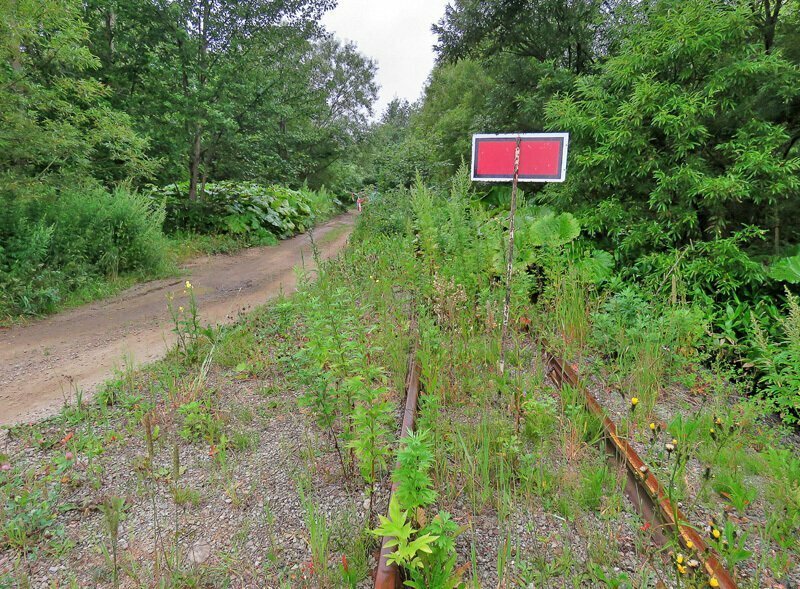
[470,132,570,374]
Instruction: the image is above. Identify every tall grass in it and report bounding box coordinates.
[0,186,171,317]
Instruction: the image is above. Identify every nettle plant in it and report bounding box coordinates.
[373,429,465,589]
[348,375,394,523]
[751,289,800,424]
[298,281,397,491]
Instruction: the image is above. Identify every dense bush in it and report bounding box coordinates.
[149,181,342,241]
[543,0,800,295]
[0,187,171,318]
[751,290,800,424]
[352,186,413,240]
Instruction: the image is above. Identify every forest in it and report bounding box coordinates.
[1,0,375,318]
[1,0,800,588]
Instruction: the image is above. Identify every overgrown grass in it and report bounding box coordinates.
[2,168,798,588]
[0,186,172,320]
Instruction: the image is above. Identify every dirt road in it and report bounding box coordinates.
[0,212,355,426]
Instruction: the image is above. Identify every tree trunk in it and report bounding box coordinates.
[105,8,116,64]
[774,201,781,255]
[188,127,202,201]
[762,0,783,54]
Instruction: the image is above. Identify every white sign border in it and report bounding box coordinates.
[471,132,570,183]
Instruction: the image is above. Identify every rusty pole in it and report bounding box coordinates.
[499,136,522,375]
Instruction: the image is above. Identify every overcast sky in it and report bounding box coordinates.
[322,0,450,119]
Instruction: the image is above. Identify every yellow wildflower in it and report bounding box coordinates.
[686,540,694,550]
[179,306,184,313]
[649,422,656,431]
[709,578,720,588]
[631,397,639,407]
[677,564,687,575]
[712,528,721,539]
[185,280,193,290]
[676,554,684,565]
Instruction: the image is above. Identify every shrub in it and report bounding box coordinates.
[46,187,169,279]
[149,181,339,240]
[353,187,413,239]
[0,187,170,317]
[751,290,800,424]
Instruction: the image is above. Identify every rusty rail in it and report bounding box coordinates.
[373,352,421,589]
[543,350,737,589]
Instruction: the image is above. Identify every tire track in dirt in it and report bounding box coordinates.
[0,212,356,426]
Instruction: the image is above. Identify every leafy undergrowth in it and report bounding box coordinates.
[2,171,799,589]
[151,182,345,245]
[567,299,800,586]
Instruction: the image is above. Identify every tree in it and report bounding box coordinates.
[543,0,800,296]
[0,0,153,196]
[433,0,637,74]
[85,0,339,198]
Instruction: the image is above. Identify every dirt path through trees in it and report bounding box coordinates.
[0,212,356,426]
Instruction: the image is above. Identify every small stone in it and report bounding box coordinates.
[48,566,59,574]
[187,541,212,565]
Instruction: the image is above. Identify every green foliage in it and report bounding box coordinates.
[168,281,211,362]
[523,211,581,248]
[352,187,413,239]
[544,0,800,279]
[434,0,617,73]
[0,0,372,321]
[300,492,333,584]
[712,471,757,514]
[0,475,63,555]
[769,253,800,284]
[591,287,707,407]
[178,400,223,443]
[713,520,753,571]
[371,496,438,576]
[405,512,465,589]
[751,290,800,423]
[592,288,707,361]
[349,379,394,485]
[410,60,493,177]
[150,181,327,239]
[0,0,154,192]
[0,187,170,317]
[394,430,438,512]
[83,0,375,194]
[493,209,582,277]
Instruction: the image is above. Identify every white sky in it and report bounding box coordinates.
[322,0,450,119]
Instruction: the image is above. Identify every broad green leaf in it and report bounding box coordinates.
[769,255,800,284]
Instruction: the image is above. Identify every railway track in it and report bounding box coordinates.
[372,344,738,588]
[542,350,736,589]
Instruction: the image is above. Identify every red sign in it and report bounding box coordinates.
[471,133,569,183]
